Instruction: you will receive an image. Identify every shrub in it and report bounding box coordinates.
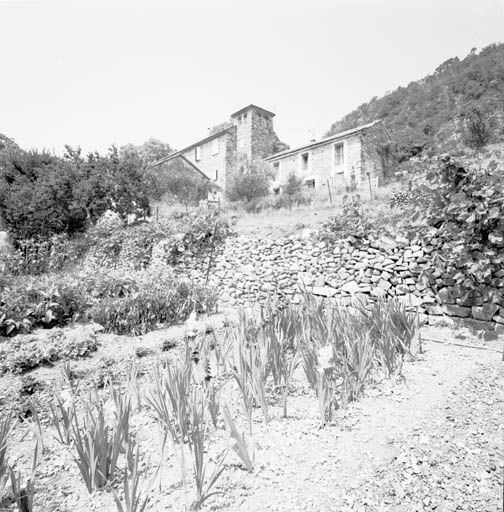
[88,274,216,335]
[0,277,87,337]
[411,153,504,287]
[226,158,271,206]
[0,326,100,374]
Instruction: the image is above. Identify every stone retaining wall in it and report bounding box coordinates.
[177,233,504,327]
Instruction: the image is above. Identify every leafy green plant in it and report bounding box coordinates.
[263,308,301,418]
[0,412,13,500]
[206,383,220,429]
[48,395,75,445]
[71,394,131,493]
[221,406,253,472]
[9,441,38,512]
[0,330,99,374]
[145,359,192,486]
[112,443,152,512]
[187,388,226,510]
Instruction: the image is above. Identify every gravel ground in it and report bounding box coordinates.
[0,322,502,512]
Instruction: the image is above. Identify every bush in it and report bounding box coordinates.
[0,276,87,337]
[0,325,100,374]
[226,158,271,205]
[412,152,504,286]
[86,268,217,335]
[0,147,150,242]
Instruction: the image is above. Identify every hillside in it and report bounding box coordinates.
[327,43,504,160]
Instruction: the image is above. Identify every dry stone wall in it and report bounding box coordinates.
[177,232,504,328]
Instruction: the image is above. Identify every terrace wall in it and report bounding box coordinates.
[175,233,504,329]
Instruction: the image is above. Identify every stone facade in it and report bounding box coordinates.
[150,104,386,198]
[177,130,236,191]
[266,121,385,194]
[151,104,283,195]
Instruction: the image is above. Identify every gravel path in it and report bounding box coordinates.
[225,329,504,512]
[2,324,502,512]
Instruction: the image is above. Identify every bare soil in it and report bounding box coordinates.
[0,318,502,512]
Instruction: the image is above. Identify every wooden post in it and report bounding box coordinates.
[326,179,333,205]
[156,206,159,223]
[367,172,373,200]
[205,222,219,286]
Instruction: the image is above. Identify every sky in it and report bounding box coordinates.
[0,0,503,155]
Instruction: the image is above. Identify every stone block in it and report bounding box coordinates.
[312,286,337,298]
[426,304,444,315]
[341,281,361,294]
[471,304,499,321]
[442,305,470,318]
[437,287,455,305]
[371,287,387,298]
[395,284,409,295]
[377,279,392,290]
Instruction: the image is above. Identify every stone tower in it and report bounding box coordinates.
[230,104,279,161]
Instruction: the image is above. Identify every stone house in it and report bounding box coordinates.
[265,120,387,195]
[150,104,285,194]
[150,105,387,198]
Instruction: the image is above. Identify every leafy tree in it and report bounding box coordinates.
[145,158,212,210]
[0,145,150,241]
[462,108,492,152]
[282,172,303,210]
[226,157,271,205]
[326,43,504,159]
[120,138,173,166]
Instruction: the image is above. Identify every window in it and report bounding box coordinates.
[334,142,344,166]
[273,161,280,178]
[211,139,219,155]
[300,152,309,171]
[305,179,315,189]
[195,146,202,161]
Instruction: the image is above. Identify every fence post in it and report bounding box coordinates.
[326,179,333,205]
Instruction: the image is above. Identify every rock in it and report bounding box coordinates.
[377,279,392,291]
[427,304,444,315]
[312,286,337,298]
[442,305,470,318]
[371,287,387,298]
[341,281,361,294]
[471,304,499,321]
[398,293,423,307]
[437,287,455,305]
[493,314,504,324]
[395,284,409,295]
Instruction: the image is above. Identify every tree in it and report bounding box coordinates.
[120,138,173,166]
[0,145,151,241]
[462,108,492,153]
[145,158,212,210]
[282,172,303,210]
[226,157,271,205]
